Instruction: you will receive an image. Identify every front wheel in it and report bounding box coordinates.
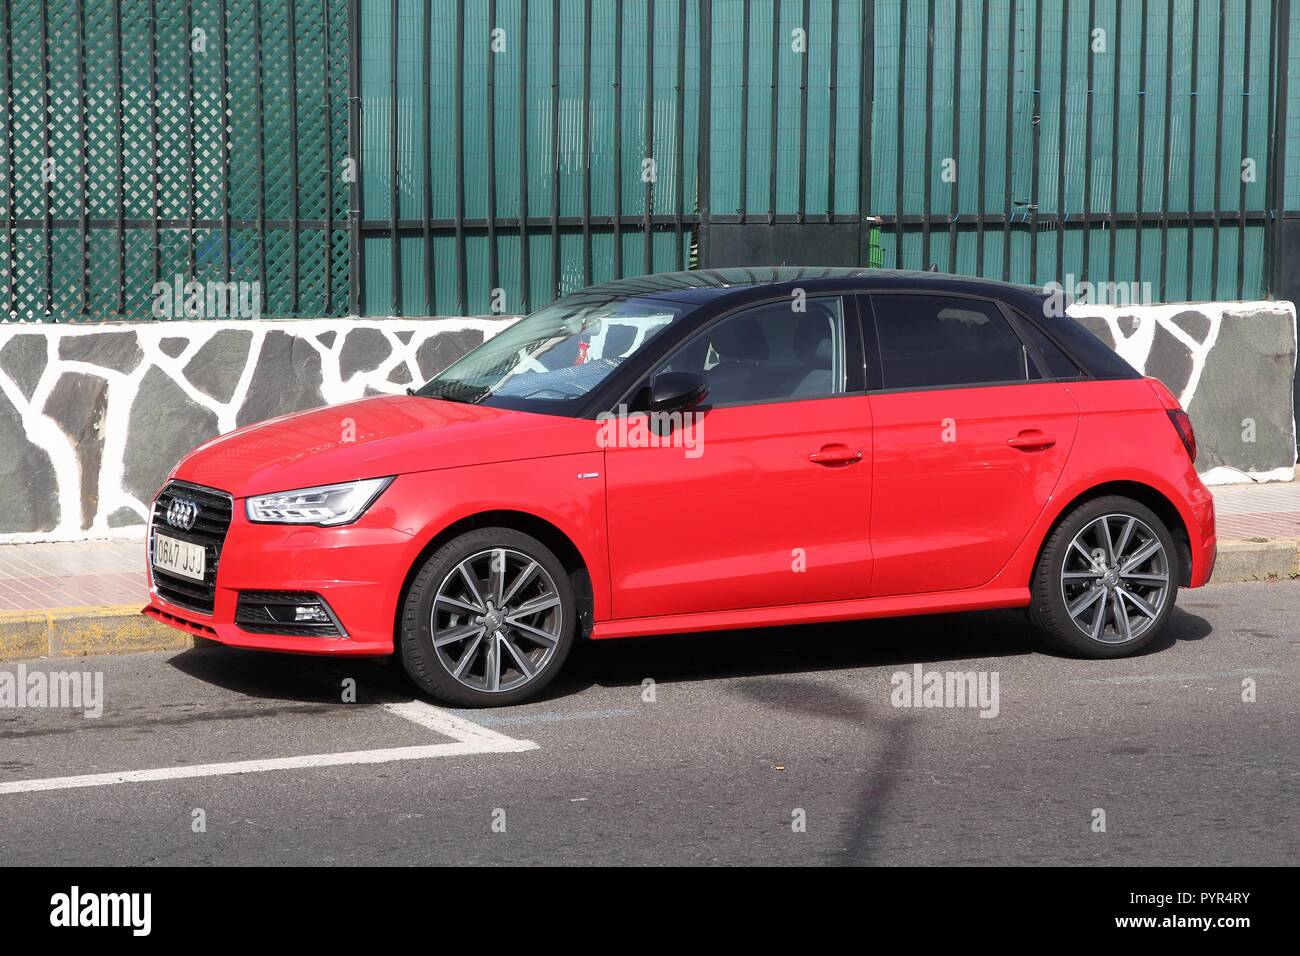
[399,528,577,706]
[1028,495,1179,658]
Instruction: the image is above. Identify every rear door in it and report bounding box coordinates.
[603,295,874,619]
[863,293,1080,596]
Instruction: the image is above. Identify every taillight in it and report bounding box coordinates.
[1167,409,1197,462]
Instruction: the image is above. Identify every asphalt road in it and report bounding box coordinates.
[1,580,1296,866]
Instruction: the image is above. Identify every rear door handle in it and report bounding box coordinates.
[1007,430,1056,450]
[809,444,863,465]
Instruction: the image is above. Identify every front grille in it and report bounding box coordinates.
[149,480,233,615]
[234,590,345,637]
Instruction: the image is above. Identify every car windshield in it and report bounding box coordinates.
[416,293,686,412]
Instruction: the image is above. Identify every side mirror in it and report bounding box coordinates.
[647,371,709,413]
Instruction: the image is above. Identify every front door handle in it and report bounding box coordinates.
[809,444,863,465]
[1007,430,1056,450]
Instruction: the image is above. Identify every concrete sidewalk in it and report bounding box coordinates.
[1,480,1297,661]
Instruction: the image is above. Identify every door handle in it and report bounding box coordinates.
[1007,431,1056,450]
[809,444,863,465]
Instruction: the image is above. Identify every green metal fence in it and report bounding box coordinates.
[0,0,350,321]
[358,0,1297,316]
[1,1,1297,321]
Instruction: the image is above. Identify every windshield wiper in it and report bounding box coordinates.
[408,385,488,405]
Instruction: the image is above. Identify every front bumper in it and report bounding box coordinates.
[146,485,420,657]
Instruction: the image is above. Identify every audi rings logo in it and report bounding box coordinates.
[166,496,200,531]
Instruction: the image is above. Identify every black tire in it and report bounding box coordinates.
[1028,495,1179,658]
[399,527,577,707]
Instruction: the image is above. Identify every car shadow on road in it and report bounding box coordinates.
[555,602,1212,698]
[165,602,1213,708]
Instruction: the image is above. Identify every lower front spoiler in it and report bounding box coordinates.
[143,603,393,656]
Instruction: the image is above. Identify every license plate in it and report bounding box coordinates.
[152,532,206,582]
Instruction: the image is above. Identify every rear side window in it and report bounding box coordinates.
[1013,314,1083,379]
[871,294,1029,390]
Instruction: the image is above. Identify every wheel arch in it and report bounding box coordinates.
[393,509,596,650]
[1034,480,1194,587]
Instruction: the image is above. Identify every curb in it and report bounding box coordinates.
[0,604,195,662]
[1208,538,1300,585]
[0,542,1296,662]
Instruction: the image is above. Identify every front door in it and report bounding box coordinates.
[603,295,874,620]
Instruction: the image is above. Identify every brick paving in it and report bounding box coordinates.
[0,478,1296,613]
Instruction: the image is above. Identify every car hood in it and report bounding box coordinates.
[171,395,598,497]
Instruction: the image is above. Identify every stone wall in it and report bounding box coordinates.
[0,300,1295,541]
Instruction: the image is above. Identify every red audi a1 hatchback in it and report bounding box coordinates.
[146,268,1216,706]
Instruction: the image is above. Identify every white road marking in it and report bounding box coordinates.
[0,700,537,796]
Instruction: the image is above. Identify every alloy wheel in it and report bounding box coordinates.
[1060,513,1170,645]
[430,547,564,694]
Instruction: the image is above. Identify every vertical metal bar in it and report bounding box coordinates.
[1262,0,1277,295]
[613,0,623,277]
[40,0,53,315]
[896,0,908,268]
[826,0,839,218]
[1056,0,1068,284]
[327,0,338,310]
[698,0,712,266]
[1185,0,1199,298]
[1002,0,1016,281]
[221,0,232,288]
[389,0,401,315]
[797,0,810,221]
[975,0,989,274]
[768,0,780,223]
[1236,0,1252,299]
[1211,0,1225,297]
[1082,0,1096,284]
[254,0,267,309]
[453,0,466,311]
[517,0,530,312]
[948,0,961,272]
[1107,0,1122,282]
[1159,0,1174,300]
[486,0,498,300]
[1029,0,1042,283]
[185,0,196,287]
[76,0,89,315]
[644,0,655,274]
[1269,0,1291,294]
[287,0,299,313]
[580,0,592,284]
[738,0,750,215]
[673,0,686,269]
[421,0,432,313]
[348,0,364,316]
[551,0,561,295]
[1134,0,1148,287]
[921,0,934,268]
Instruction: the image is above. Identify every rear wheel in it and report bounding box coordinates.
[399,528,576,706]
[1029,496,1178,657]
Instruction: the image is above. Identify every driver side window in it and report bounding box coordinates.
[655,297,846,407]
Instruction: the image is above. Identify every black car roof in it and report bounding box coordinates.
[566,267,1047,307]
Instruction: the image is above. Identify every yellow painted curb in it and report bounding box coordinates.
[0,604,194,662]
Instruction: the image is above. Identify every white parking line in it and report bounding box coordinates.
[0,700,538,796]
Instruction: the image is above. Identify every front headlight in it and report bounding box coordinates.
[245,477,394,526]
